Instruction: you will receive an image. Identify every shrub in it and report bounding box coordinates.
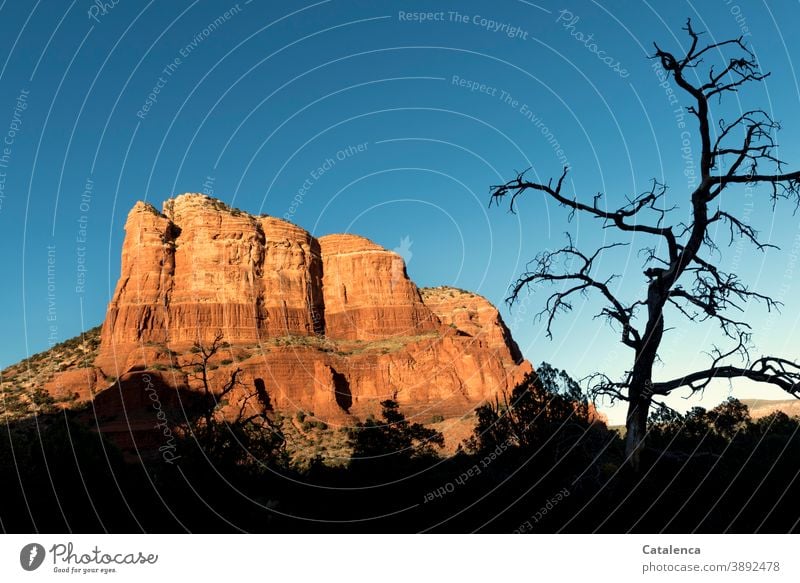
[348,400,445,464]
[30,388,55,409]
[467,367,590,454]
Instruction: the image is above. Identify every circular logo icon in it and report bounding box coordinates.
[19,543,46,571]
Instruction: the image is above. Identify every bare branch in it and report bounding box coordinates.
[666,253,780,340]
[491,171,680,262]
[585,371,632,404]
[491,18,800,466]
[653,356,800,397]
[509,236,642,348]
[708,209,777,251]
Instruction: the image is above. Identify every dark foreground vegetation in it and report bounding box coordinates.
[2,362,799,533]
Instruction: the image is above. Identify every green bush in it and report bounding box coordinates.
[30,388,55,409]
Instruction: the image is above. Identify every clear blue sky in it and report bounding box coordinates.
[1,1,799,422]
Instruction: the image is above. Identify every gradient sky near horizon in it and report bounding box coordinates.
[1,0,799,423]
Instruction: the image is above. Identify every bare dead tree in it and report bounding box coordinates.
[183,332,284,458]
[491,20,800,468]
[184,332,239,427]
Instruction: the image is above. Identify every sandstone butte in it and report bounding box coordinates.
[43,193,536,447]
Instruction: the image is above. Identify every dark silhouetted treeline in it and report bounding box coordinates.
[2,363,799,533]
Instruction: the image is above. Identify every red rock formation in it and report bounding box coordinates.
[96,195,327,371]
[72,193,532,431]
[319,234,438,341]
[95,202,175,371]
[44,367,100,402]
[420,287,524,363]
[259,216,325,337]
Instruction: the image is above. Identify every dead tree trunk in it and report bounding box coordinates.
[491,19,800,469]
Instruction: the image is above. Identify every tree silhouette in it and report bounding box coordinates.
[648,397,752,454]
[182,332,285,466]
[706,396,751,440]
[491,20,800,467]
[184,332,243,428]
[467,365,594,454]
[348,400,444,466]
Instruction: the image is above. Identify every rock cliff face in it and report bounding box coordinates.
[318,234,437,341]
[97,197,327,369]
[70,194,532,426]
[420,287,524,363]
